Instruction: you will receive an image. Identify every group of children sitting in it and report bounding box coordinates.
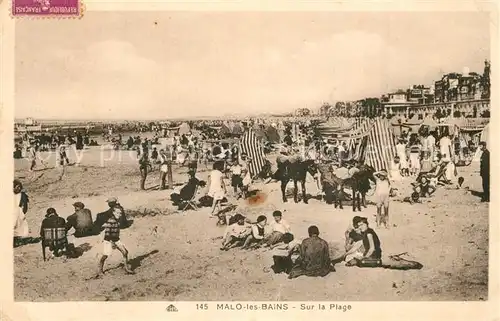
[219,209,387,276]
[220,210,293,251]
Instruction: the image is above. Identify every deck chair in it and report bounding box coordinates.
[41,227,68,261]
[181,185,199,212]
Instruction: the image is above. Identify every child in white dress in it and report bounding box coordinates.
[207,161,227,215]
[389,156,402,183]
[373,169,391,229]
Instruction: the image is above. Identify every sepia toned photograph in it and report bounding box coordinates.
[11,11,491,302]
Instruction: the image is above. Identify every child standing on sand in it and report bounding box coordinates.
[94,201,135,278]
[373,169,391,229]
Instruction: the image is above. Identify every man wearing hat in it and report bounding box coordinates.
[479,141,490,202]
[66,201,94,238]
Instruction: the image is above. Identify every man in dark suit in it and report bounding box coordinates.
[479,142,490,202]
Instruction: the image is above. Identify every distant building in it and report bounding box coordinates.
[388,91,408,103]
[434,72,483,103]
[407,85,434,104]
[381,90,418,118]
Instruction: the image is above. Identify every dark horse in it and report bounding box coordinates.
[318,164,376,211]
[340,164,376,211]
[270,156,318,204]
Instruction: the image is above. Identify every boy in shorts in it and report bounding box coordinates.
[94,202,135,277]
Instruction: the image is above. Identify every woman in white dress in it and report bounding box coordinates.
[176,144,186,165]
[207,160,227,215]
[396,139,409,176]
[389,156,402,183]
[13,180,29,246]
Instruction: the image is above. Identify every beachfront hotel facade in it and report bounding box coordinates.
[383,99,491,120]
[380,60,491,119]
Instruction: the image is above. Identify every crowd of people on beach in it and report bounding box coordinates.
[13,115,490,280]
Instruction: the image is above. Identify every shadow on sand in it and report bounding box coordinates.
[68,242,93,259]
[104,249,160,273]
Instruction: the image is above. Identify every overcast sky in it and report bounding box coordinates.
[15,11,490,120]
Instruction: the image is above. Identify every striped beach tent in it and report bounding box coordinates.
[240,129,267,178]
[363,118,397,171]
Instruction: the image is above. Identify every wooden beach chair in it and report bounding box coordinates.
[41,227,68,261]
[181,186,199,212]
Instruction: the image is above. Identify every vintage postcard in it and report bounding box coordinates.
[0,1,499,321]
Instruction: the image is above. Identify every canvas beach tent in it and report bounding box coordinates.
[240,128,267,178]
[316,118,396,171]
[359,118,397,171]
[178,122,191,136]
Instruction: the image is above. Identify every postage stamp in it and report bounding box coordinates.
[11,0,84,17]
[0,2,499,321]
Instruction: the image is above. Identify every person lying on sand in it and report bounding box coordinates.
[93,199,135,277]
[220,214,252,251]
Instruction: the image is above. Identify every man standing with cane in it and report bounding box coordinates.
[159,147,173,190]
[479,142,489,202]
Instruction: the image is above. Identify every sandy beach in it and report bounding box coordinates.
[13,147,488,301]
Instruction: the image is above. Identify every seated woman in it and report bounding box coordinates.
[242,215,267,249]
[220,214,251,251]
[170,170,206,208]
[270,233,301,274]
[333,216,365,266]
[356,217,382,266]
